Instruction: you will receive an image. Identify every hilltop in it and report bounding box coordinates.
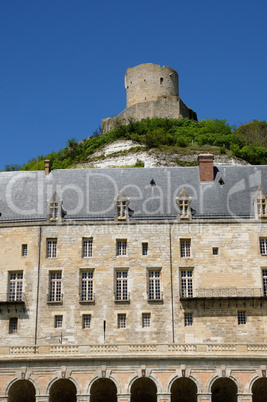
[4,118,267,171]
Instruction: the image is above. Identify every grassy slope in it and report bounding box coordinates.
[4,118,267,171]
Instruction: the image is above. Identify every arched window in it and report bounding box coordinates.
[211,378,237,402]
[8,380,36,402]
[131,377,157,402]
[171,377,197,402]
[90,378,117,402]
[252,378,267,402]
[49,379,76,402]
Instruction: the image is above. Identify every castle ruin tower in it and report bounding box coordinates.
[125,64,179,108]
[102,63,197,133]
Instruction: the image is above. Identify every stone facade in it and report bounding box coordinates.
[1,158,267,401]
[102,64,197,133]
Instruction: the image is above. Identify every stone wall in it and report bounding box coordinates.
[125,64,179,108]
[0,219,266,347]
[101,63,197,133]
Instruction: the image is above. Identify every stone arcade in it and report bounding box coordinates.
[1,155,267,401]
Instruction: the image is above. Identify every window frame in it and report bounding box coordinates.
[142,313,151,328]
[180,239,191,258]
[82,314,91,329]
[48,271,63,303]
[82,238,93,258]
[142,242,148,256]
[54,315,63,328]
[260,238,267,255]
[147,268,162,301]
[238,311,246,325]
[8,271,23,302]
[22,244,27,257]
[79,269,95,303]
[46,238,57,258]
[212,247,219,256]
[184,312,193,326]
[117,313,126,329]
[9,317,18,334]
[180,269,193,298]
[116,239,127,256]
[114,269,129,302]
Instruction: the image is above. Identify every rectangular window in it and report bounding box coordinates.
[80,271,94,302]
[184,313,193,326]
[238,311,246,325]
[263,269,267,296]
[82,314,91,329]
[47,239,57,258]
[50,202,59,220]
[117,201,127,219]
[148,270,161,300]
[49,272,62,302]
[212,247,218,255]
[118,313,126,328]
[180,270,193,298]
[117,240,127,256]
[115,271,128,301]
[142,243,148,256]
[179,200,189,218]
[55,315,63,328]
[9,317,18,334]
[83,238,93,258]
[257,198,267,217]
[260,238,267,255]
[22,244,27,257]
[142,313,151,328]
[9,272,23,301]
[180,239,191,257]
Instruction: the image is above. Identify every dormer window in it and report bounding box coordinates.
[117,201,127,219]
[50,202,59,220]
[176,188,192,220]
[253,187,267,219]
[114,190,130,221]
[47,191,63,222]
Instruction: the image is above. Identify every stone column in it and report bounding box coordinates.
[197,393,212,402]
[0,397,8,402]
[157,393,171,402]
[237,393,252,402]
[117,393,131,402]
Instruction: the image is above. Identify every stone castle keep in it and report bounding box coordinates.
[102,63,197,133]
[0,64,267,401]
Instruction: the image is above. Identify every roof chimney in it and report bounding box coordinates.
[198,154,214,181]
[44,160,51,175]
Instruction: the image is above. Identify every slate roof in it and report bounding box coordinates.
[0,165,266,222]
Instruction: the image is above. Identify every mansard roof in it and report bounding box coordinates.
[0,164,267,221]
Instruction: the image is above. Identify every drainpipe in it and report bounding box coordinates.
[34,226,42,348]
[169,224,175,343]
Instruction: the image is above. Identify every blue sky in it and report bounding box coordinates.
[0,0,266,170]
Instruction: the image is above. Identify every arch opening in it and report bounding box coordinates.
[252,378,267,402]
[211,378,237,402]
[49,379,76,402]
[90,378,117,402]
[131,377,157,402]
[8,380,36,402]
[171,377,197,402]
